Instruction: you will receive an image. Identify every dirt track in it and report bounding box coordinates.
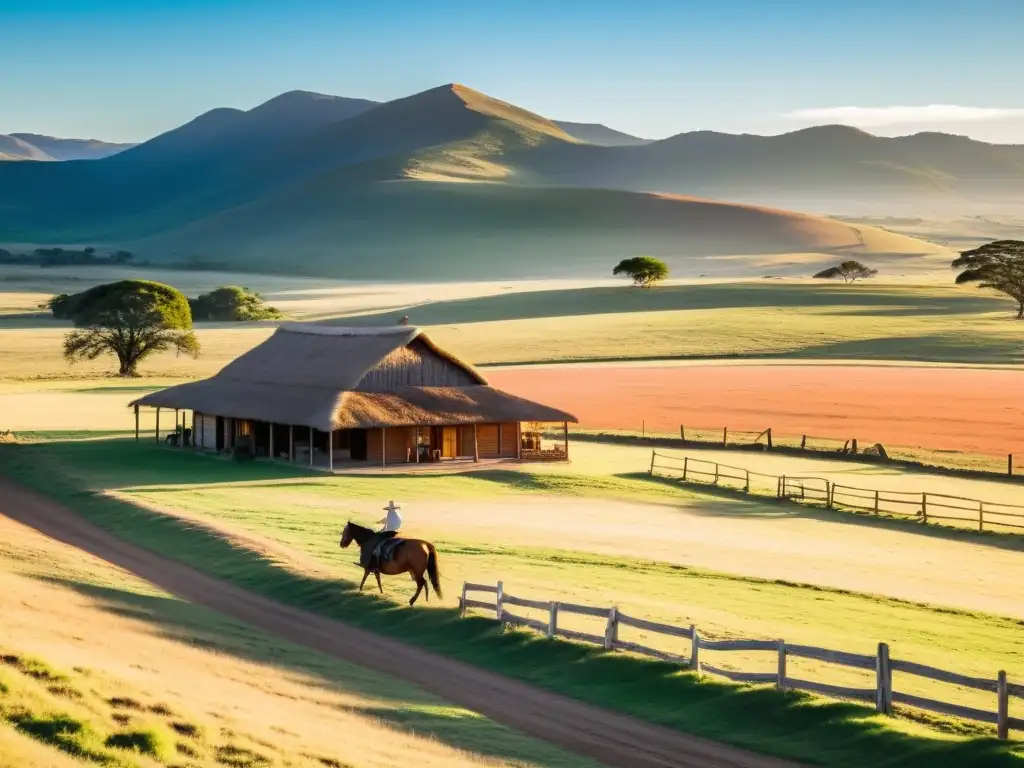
[0,478,802,768]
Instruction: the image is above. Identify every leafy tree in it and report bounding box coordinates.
[188,286,282,321]
[41,293,77,319]
[952,240,1024,319]
[61,280,200,377]
[612,256,669,288]
[813,260,878,283]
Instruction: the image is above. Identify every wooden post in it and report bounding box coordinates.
[175,409,180,447]
[979,501,985,532]
[800,434,807,450]
[155,407,160,443]
[269,423,275,460]
[134,405,140,442]
[874,490,880,515]
[309,427,314,467]
[515,422,522,460]
[851,438,859,454]
[713,462,719,485]
[329,429,334,471]
[649,449,656,476]
[289,425,294,462]
[381,427,387,468]
[415,428,421,463]
[459,582,468,618]
[876,642,892,715]
[744,469,750,493]
[472,423,479,462]
[690,627,701,675]
[777,640,787,690]
[1009,454,1014,477]
[642,420,645,438]
[547,602,559,639]
[723,427,728,446]
[190,411,196,450]
[563,421,569,459]
[921,492,928,522]
[682,457,688,481]
[997,670,1009,740]
[604,606,618,651]
[680,424,685,443]
[495,581,504,623]
[766,428,773,450]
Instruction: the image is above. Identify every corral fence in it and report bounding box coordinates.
[460,581,1023,739]
[566,421,1023,478]
[649,451,1024,532]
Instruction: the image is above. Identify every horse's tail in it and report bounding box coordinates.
[426,544,443,600]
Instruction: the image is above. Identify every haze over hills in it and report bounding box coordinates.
[0,133,134,161]
[2,81,1012,279]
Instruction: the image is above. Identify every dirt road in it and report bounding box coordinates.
[0,478,801,768]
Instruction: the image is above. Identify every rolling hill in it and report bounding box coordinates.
[0,82,975,278]
[553,121,650,146]
[0,133,133,161]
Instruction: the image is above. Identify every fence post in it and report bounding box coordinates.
[680,425,686,443]
[690,626,701,676]
[921,493,928,522]
[1009,454,1014,477]
[723,427,728,446]
[642,420,645,438]
[459,582,468,618]
[800,434,807,450]
[997,670,1009,740]
[604,606,618,651]
[766,428,773,450]
[874,490,880,515]
[682,457,688,481]
[876,643,892,715]
[548,602,559,639]
[777,640,787,691]
[744,469,750,493]
[778,475,785,499]
[496,581,504,624]
[713,463,720,485]
[649,449,656,476]
[852,438,859,454]
[979,501,985,533]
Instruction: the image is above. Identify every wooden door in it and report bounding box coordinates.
[442,427,458,458]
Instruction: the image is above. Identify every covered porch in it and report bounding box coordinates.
[136,406,570,470]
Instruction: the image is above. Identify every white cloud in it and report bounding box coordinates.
[785,105,1024,127]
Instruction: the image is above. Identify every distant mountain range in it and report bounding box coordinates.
[4,83,1013,279]
[0,133,135,161]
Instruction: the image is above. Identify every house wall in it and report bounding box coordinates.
[478,424,499,458]
[355,339,479,390]
[367,427,414,463]
[499,422,519,457]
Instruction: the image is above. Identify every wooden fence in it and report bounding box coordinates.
[460,581,1023,739]
[649,451,1024,532]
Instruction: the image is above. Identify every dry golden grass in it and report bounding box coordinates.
[0,513,594,768]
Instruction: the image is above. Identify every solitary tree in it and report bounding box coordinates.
[952,240,1024,319]
[61,280,200,376]
[188,285,282,321]
[813,260,878,283]
[613,256,669,288]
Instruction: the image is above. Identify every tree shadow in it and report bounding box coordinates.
[789,333,1024,364]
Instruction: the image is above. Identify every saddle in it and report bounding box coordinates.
[361,531,403,570]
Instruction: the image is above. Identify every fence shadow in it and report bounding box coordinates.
[632,471,1024,555]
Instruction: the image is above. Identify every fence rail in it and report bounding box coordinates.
[650,451,1024,533]
[460,581,1021,739]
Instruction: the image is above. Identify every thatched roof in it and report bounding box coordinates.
[132,324,576,430]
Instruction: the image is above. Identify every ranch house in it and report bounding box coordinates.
[130,324,576,468]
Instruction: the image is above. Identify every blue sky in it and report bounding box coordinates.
[2,0,1022,142]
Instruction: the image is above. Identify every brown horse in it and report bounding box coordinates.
[339,521,443,606]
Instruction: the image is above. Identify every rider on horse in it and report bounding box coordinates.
[365,500,402,570]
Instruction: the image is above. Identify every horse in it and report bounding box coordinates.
[339,521,443,606]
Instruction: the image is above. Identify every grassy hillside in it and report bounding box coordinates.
[2,436,1022,766]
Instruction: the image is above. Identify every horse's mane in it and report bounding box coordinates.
[346,521,374,541]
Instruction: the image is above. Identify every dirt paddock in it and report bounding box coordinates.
[488,363,1024,456]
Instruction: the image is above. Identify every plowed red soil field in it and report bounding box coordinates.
[488,363,1024,456]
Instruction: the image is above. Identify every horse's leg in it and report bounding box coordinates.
[359,569,370,591]
[375,570,383,594]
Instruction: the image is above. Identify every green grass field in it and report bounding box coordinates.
[2,436,1022,767]
[1,277,1021,380]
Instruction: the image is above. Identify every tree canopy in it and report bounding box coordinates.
[952,240,1024,319]
[813,260,878,283]
[188,285,282,321]
[613,256,669,288]
[60,279,200,377]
